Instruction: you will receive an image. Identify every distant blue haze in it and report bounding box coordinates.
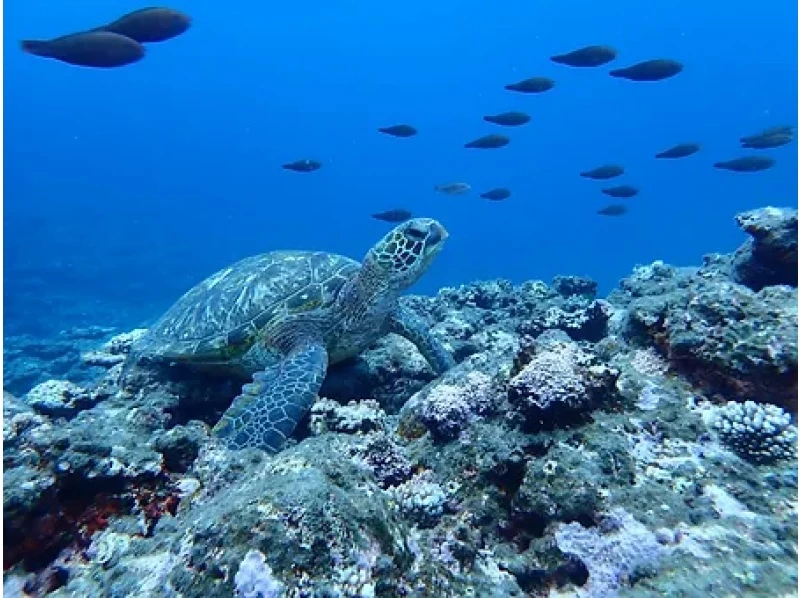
[5,0,798,336]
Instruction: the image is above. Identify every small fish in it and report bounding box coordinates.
[372,209,412,223]
[504,77,555,93]
[610,59,683,81]
[580,165,624,180]
[597,204,627,216]
[378,124,417,138]
[21,31,144,68]
[435,182,471,195]
[282,159,322,172]
[465,134,510,149]
[741,125,794,143]
[741,132,793,149]
[713,156,775,172]
[656,143,700,159]
[602,185,638,198]
[480,188,511,201]
[550,45,617,67]
[96,8,191,43]
[483,112,530,126]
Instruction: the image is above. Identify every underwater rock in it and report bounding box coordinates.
[24,380,99,419]
[731,206,798,291]
[554,508,666,596]
[405,370,500,440]
[309,397,386,435]
[508,333,619,431]
[611,262,798,412]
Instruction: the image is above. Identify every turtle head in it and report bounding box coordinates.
[364,218,449,290]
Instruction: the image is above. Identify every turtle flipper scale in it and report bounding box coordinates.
[387,306,455,374]
[213,342,328,452]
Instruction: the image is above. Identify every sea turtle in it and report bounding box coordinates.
[124,218,454,453]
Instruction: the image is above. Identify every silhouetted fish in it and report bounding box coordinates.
[372,209,412,223]
[610,59,683,81]
[602,185,638,198]
[465,134,510,149]
[282,159,322,172]
[655,143,700,159]
[504,77,555,93]
[378,124,417,138]
[97,8,191,43]
[483,112,530,126]
[741,132,793,149]
[741,125,794,143]
[435,182,471,195]
[480,188,511,201]
[580,165,624,179]
[551,45,617,67]
[714,156,775,172]
[598,204,627,216]
[21,31,144,68]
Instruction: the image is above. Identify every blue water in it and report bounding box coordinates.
[5,0,798,336]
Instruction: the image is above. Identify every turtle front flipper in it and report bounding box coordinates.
[213,342,328,453]
[387,306,455,375]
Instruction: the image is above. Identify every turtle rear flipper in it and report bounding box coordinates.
[213,342,328,452]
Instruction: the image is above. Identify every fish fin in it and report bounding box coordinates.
[21,40,51,57]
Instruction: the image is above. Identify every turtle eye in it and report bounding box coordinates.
[405,226,427,241]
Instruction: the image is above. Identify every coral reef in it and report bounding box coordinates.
[710,400,797,464]
[3,206,797,597]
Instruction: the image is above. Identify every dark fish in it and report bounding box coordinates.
[483,112,530,126]
[282,159,322,172]
[655,143,700,159]
[597,204,627,216]
[435,182,471,195]
[580,165,624,180]
[21,31,144,68]
[378,124,417,138]
[97,8,191,43]
[465,134,510,149]
[480,188,511,201]
[372,209,412,223]
[741,132,793,149]
[713,156,775,172]
[550,45,617,67]
[741,125,794,143]
[504,77,555,93]
[602,185,638,198]
[610,59,683,81]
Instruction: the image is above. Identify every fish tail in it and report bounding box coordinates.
[21,40,51,57]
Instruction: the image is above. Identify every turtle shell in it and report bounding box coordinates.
[138,251,360,361]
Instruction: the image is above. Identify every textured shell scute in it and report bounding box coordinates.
[142,251,359,358]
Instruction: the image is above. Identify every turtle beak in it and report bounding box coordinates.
[428,222,448,246]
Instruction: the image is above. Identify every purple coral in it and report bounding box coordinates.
[555,508,665,597]
[508,339,617,429]
[416,372,496,440]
